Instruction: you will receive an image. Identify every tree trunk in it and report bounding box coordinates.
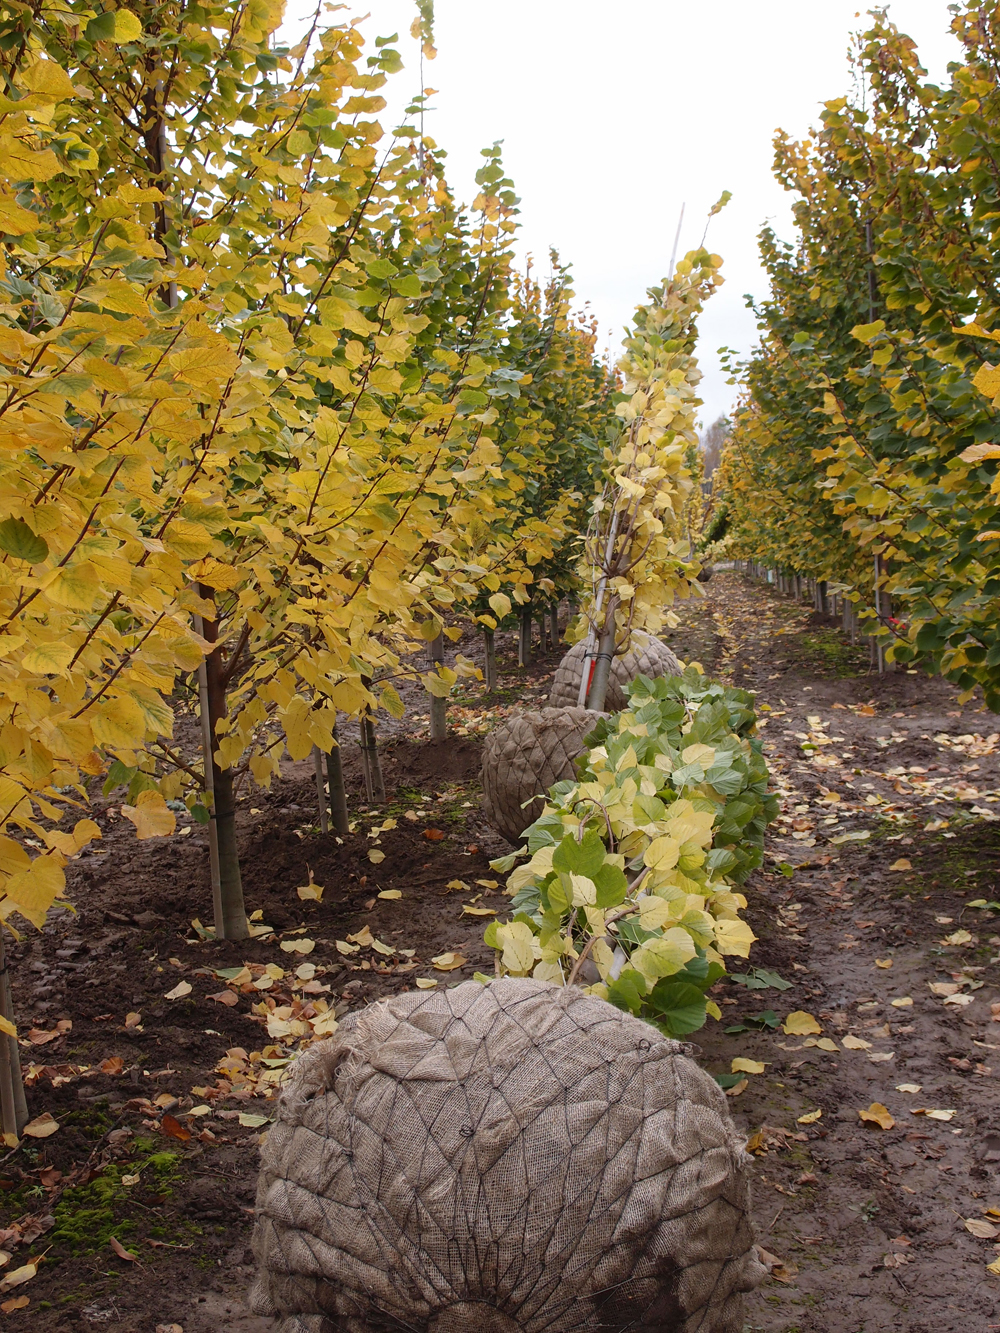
[548,604,560,649]
[483,628,497,692]
[361,709,386,802]
[199,589,248,941]
[326,723,349,836]
[818,580,828,615]
[429,630,447,739]
[586,623,618,712]
[0,929,27,1143]
[312,746,329,834]
[518,607,532,667]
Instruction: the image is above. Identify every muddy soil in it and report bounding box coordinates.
[3,575,1000,1332]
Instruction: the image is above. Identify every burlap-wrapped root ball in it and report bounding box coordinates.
[480,706,598,845]
[548,631,683,713]
[251,978,763,1333]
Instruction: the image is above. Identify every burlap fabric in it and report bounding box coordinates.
[251,979,763,1333]
[548,633,683,713]
[479,706,598,846]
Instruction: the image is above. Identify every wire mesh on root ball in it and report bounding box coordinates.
[480,706,600,846]
[250,978,764,1333]
[548,632,683,712]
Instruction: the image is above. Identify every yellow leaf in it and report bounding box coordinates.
[368,849,385,864]
[804,1037,839,1052]
[783,1010,822,1036]
[731,1057,766,1075]
[859,1103,895,1130]
[45,562,100,611]
[895,1083,921,1093]
[4,855,66,927]
[164,979,192,1001]
[488,592,511,619]
[0,192,38,236]
[347,926,373,946]
[415,978,438,989]
[875,957,893,969]
[20,59,78,99]
[712,917,757,958]
[797,1109,823,1124]
[0,1014,15,1039]
[890,996,913,1008]
[279,938,315,955]
[888,858,912,871]
[378,889,402,899]
[335,939,359,955]
[462,904,496,916]
[22,1111,59,1138]
[297,881,324,902]
[120,790,175,840]
[431,951,467,972]
[0,1259,39,1291]
[112,10,143,42]
[987,1257,1000,1276]
[842,1034,871,1050]
[89,694,148,750]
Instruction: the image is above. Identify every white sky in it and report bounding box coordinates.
[288,1,963,427]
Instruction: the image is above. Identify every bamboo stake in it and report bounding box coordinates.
[429,631,447,740]
[312,746,329,833]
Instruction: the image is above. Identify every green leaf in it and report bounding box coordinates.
[552,830,606,880]
[646,980,708,1036]
[0,517,49,563]
[593,861,627,908]
[606,967,648,1016]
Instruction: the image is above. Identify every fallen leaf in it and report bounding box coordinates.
[942,930,973,947]
[208,989,239,1007]
[732,1058,766,1074]
[890,997,913,1008]
[462,904,497,916]
[988,1256,1000,1276]
[296,879,324,902]
[422,828,445,841]
[335,939,359,955]
[22,1113,59,1139]
[859,1102,895,1130]
[803,1037,839,1052]
[930,981,960,996]
[868,1051,895,1062]
[965,1218,999,1239]
[0,1261,38,1292]
[0,1295,29,1312]
[403,810,419,821]
[446,879,471,891]
[160,1114,191,1142]
[889,859,913,871]
[163,980,192,1001]
[371,938,395,956]
[414,978,438,989]
[896,1083,922,1093]
[347,926,374,947]
[875,957,893,969]
[238,1112,268,1128]
[279,938,315,955]
[797,1109,823,1124]
[431,952,466,972]
[368,850,385,864]
[944,992,976,1007]
[725,1077,749,1097]
[475,879,499,889]
[378,890,402,900]
[783,1010,822,1036]
[110,1236,139,1263]
[99,1056,124,1075]
[842,1034,872,1050]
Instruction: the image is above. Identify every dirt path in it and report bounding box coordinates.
[4,574,1000,1331]
[674,573,1000,1332]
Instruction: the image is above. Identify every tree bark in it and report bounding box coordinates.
[312,746,329,833]
[0,929,27,1142]
[586,623,618,712]
[326,723,349,836]
[200,589,248,940]
[483,628,497,692]
[518,607,532,667]
[429,631,447,740]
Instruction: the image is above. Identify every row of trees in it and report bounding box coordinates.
[714,1,1000,709]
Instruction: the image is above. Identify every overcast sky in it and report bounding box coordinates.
[288,2,963,427]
